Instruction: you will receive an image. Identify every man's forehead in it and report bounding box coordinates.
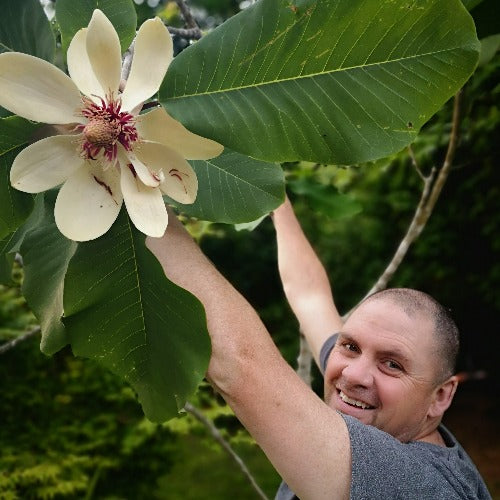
[343,298,436,349]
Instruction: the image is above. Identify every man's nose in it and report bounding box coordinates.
[342,356,374,388]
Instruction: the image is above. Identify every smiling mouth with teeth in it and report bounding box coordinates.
[338,390,375,410]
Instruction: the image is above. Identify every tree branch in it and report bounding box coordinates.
[296,333,314,385]
[175,0,199,29]
[184,402,270,500]
[297,90,464,376]
[167,26,202,40]
[0,326,40,355]
[362,90,463,301]
[174,0,202,39]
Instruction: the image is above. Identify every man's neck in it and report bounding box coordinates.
[417,428,446,447]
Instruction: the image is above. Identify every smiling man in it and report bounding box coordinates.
[147,199,491,499]
[323,290,459,445]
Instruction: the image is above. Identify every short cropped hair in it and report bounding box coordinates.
[363,288,459,383]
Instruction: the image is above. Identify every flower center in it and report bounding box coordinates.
[77,95,138,163]
[84,118,120,147]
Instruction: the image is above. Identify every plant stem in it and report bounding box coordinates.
[184,402,270,500]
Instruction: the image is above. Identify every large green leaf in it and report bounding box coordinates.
[20,192,77,355]
[160,0,480,165]
[63,208,210,422]
[56,0,137,54]
[169,149,285,223]
[0,117,41,239]
[0,0,55,61]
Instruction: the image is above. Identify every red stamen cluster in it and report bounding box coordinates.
[77,95,138,163]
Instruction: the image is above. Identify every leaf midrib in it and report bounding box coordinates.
[167,45,473,100]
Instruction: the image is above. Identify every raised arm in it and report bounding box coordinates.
[273,198,343,366]
[146,212,350,500]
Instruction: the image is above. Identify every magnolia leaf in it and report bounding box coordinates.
[160,0,480,165]
[0,117,41,239]
[168,149,285,223]
[63,208,210,422]
[234,215,268,232]
[56,0,137,53]
[19,192,77,355]
[0,0,56,61]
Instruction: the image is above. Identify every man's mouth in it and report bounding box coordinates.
[338,390,375,410]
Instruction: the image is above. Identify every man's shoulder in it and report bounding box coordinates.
[344,416,492,499]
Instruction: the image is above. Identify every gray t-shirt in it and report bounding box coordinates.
[275,334,491,500]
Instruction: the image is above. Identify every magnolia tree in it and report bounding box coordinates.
[0,0,480,422]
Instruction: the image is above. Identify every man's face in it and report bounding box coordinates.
[324,298,440,442]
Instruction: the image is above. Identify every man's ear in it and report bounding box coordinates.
[428,375,459,419]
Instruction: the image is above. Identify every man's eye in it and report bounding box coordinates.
[343,343,358,352]
[384,360,402,371]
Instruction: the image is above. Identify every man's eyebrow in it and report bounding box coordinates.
[336,332,411,362]
[336,332,354,343]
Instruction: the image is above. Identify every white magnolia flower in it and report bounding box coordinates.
[0,9,222,241]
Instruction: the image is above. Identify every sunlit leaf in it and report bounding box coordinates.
[63,208,210,422]
[56,0,137,53]
[161,0,480,165]
[0,0,55,61]
[169,149,285,223]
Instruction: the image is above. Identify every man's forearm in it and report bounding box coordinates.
[273,198,343,363]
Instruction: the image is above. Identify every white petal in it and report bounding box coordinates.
[54,163,122,241]
[121,17,173,112]
[10,135,85,193]
[120,163,168,238]
[117,144,160,188]
[86,9,122,97]
[136,107,223,160]
[134,141,198,204]
[67,28,105,100]
[0,53,81,124]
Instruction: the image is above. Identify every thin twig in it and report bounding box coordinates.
[407,144,425,181]
[0,326,40,355]
[420,90,463,222]
[175,0,200,30]
[121,38,136,84]
[167,26,202,40]
[184,402,269,500]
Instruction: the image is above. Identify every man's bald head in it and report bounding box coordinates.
[361,288,459,383]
